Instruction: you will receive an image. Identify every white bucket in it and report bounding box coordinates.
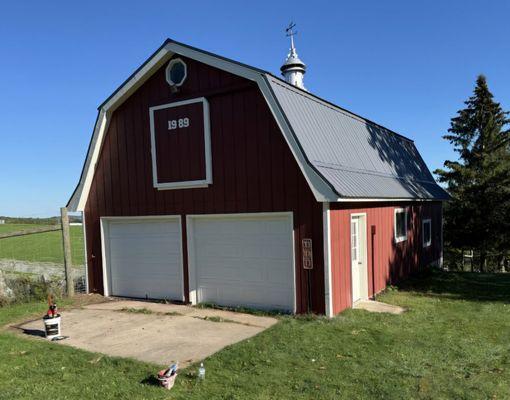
[43,316,61,340]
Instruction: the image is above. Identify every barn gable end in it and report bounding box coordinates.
[83,54,326,314]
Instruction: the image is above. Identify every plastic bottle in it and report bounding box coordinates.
[198,363,205,380]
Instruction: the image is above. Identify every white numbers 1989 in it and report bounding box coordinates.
[168,117,190,130]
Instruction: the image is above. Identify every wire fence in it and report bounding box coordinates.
[0,212,87,301]
[444,247,509,273]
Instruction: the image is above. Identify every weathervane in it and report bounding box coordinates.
[285,22,297,49]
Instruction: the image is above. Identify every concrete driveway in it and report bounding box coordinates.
[16,300,277,367]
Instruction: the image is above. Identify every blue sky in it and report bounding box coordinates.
[0,1,508,217]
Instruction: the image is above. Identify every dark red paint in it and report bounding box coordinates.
[329,202,442,314]
[84,56,325,314]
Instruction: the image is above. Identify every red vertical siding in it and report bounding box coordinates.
[84,56,325,314]
[330,202,442,314]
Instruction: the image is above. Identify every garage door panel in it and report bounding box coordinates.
[198,283,293,310]
[112,277,177,299]
[109,241,180,260]
[110,221,179,236]
[106,219,183,300]
[190,214,294,312]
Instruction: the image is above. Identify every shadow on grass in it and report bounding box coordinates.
[396,268,510,303]
[140,375,160,387]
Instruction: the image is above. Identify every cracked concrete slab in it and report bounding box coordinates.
[14,300,278,367]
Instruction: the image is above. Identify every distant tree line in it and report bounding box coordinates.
[435,75,510,272]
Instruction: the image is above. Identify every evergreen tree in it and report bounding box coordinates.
[435,75,510,271]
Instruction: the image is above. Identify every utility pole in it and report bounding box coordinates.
[60,207,74,297]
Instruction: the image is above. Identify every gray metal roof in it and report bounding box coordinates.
[266,75,449,200]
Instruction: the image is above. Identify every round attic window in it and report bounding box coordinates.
[166,58,187,87]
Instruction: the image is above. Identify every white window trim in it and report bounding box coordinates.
[165,58,187,87]
[422,218,432,248]
[394,208,408,243]
[149,97,212,190]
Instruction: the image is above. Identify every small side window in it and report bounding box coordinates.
[394,208,408,243]
[422,219,432,248]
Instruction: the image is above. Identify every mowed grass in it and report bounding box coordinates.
[1,270,509,399]
[0,224,84,265]
[0,224,54,234]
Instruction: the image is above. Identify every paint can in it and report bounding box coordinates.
[43,315,61,340]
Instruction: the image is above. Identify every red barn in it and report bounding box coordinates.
[68,38,448,316]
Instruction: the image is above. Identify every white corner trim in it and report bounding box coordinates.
[422,218,432,248]
[81,211,89,294]
[149,97,212,190]
[394,207,408,243]
[323,203,333,317]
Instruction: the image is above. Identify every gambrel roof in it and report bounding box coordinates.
[266,77,449,200]
[68,38,448,211]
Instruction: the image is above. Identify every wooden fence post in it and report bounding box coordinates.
[60,207,74,297]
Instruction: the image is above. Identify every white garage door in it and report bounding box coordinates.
[188,213,295,312]
[104,218,183,300]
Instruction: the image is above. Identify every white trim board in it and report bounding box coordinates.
[322,203,333,317]
[149,97,212,190]
[186,211,296,313]
[99,215,184,301]
[81,211,89,294]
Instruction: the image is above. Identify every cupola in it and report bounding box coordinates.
[280,22,306,90]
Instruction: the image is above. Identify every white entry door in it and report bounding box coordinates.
[103,217,183,300]
[187,213,295,312]
[351,215,368,303]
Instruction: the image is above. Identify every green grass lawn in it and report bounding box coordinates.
[0,225,84,265]
[0,270,509,399]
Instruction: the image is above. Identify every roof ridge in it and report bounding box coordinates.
[266,74,415,144]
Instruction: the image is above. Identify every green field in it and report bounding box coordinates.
[0,270,509,399]
[0,224,84,265]
[0,224,54,234]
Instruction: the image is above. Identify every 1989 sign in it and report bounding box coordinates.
[168,117,190,131]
